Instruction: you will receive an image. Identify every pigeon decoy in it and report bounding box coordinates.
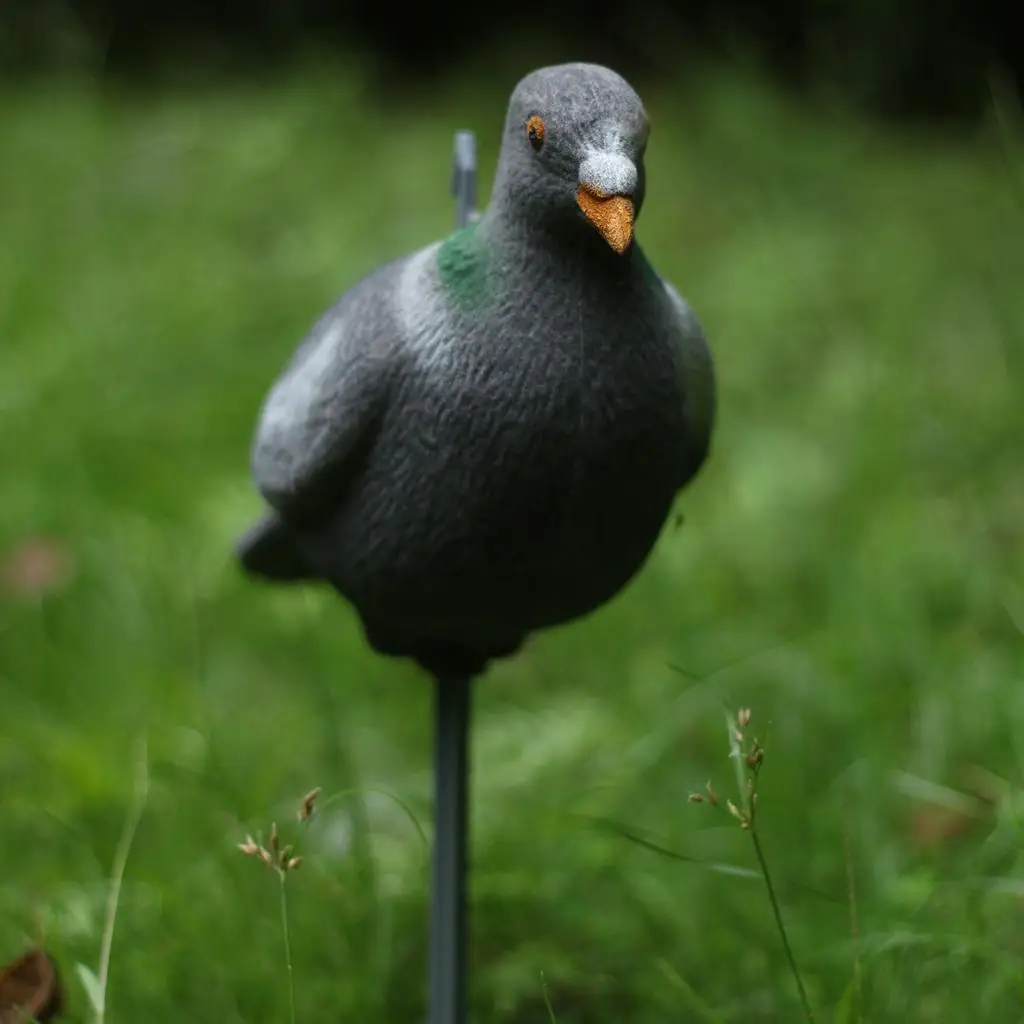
[236,62,716,680]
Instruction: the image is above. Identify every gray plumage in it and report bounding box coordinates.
[236,62,716,679]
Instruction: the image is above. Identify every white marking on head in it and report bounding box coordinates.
[598,125,624,152]
[578,148,638,196]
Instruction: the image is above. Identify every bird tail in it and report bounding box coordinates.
[235,513,312,582]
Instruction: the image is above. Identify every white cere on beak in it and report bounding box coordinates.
[578,150,638,198]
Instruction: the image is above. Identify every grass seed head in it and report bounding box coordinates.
[298,787,321,823]
[237,835,260,858]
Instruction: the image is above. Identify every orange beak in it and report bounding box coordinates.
[576,182,635,254]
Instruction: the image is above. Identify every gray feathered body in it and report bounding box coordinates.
[238,62,716,678]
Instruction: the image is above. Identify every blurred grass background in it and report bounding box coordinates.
[1,51,1023,1022]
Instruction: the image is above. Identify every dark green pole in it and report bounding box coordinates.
[427,129,477,1024]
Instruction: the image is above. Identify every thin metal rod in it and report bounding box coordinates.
[429,674,472,1024]
[451,130,478,227]
[425,129,477,1024]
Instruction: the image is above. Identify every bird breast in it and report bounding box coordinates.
[329,239,689,625]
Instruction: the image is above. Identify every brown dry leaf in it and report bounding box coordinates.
[909,772,997,852]
[0,948,64,1023]
[910,805,980,849]
[1,538,75,599]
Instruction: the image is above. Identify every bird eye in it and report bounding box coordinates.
[525,115,545,152]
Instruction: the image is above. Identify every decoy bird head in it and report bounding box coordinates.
[493,62,650,255]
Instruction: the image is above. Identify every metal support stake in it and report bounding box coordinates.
[427,129,478,1024]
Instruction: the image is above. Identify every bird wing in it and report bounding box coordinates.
[659,275,717,485]
[250,265,404,525]
[661,277,706,347]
